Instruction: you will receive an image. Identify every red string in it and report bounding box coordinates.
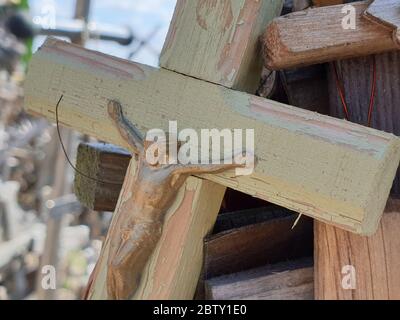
[367,56,377,127]
[333,57,377,127]
[333,62,350,121]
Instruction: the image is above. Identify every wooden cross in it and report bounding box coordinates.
[24,0,400,299]
[89,100,245,299]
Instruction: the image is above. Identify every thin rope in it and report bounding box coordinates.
[332,62,350,121]
[55,94,122,185]
[367,56,377,127]
[333,57,378,127]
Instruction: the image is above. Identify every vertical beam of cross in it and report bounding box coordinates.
[85,0,284,299]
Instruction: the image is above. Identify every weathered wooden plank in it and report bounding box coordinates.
[363,0,400,45]
[205,258,314,300]
[160,0,283,92]
[263,1,398,70]
[74,143,130,211]
[195,205,308,299]
[24,38,400,235]
[327,51,400,196]
[204,210,313,279]
[315,198,400,299]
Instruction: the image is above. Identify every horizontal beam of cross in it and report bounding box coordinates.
[24,38,400,234]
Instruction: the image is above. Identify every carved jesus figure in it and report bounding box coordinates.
[89,100,249,299]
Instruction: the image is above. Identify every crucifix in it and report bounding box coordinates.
[24,0,400,300]
[87,100,246,299]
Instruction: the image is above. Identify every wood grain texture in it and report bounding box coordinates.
[364,0,400,46]
[194,205,311,299]
[263,1,397,70]
[74,143,130,211]
[315,198,400,299]
[204,211,313,279]
[24,38,400,235]
[327,51,400,196]
[205,258,314,300]
[86,176,226,299]
[160,0,283,92]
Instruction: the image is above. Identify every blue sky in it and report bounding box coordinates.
[29,0,177,66]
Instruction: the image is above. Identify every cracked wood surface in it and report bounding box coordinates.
[160,0,283,92]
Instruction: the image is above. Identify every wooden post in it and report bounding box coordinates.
[82,0,284,299]
[315,199,400,299]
